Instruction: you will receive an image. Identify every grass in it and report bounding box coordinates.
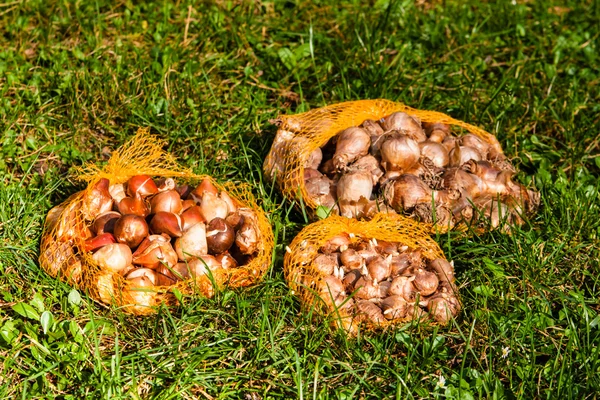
[1,0,599,398]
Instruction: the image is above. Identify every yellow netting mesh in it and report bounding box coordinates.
[39,129,274,315]
[284,212,449,333]
[264,98,503,212]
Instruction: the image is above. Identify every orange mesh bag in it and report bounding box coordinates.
[284,213,460,334]
[264,99,539,232]
[39,129,274,315]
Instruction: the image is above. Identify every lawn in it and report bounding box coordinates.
[1,0,599,398]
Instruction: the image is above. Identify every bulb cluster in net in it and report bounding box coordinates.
[298,232,460,333]
[304,112,540,230]
[54,175,262,307]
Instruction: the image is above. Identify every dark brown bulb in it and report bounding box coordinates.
[206,218,235,255]
[113,215,149,248]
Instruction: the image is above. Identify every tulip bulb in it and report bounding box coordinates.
[126,268,157,286]
[118,194,150,217]
[150,190,183,214]
[114,214,149,248]
[92,243,132,273]
[149,212,183,238]
[109,183,127,204]
[127,175,158,197]
[200,192,229,223]
[235,216,259,255]
[81,178,113,220]
[190,179,219,201]
[181,206,206,231]
[206,218,235,255]
[92,211,121,234]
[84,233,117,252]
[216,252,238,269]
[157,177,176,192]
[175,222,208,261]
[133,234,179,269]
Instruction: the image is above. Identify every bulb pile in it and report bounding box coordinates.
[80,175,261,306]
[304,112,539,230]
[298,232,459,332]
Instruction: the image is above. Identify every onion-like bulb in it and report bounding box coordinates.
[449,144,482,167]
[320,233,351,254]
[305,147,323,169]
[462,160,500,182]
[361,119,384,137]
[337,171,373,203]
[381,112,426,142]
[427,293,460,323]
[381,295,410,320]
[379,133,420,172]
[461,134,490,157]
[384,174,450,211]
[347,155,384,185]
[313,254,338,275]
[412,268,439,296]
[340,248,363,270]
[332,127,371,171]
[419,141,449,168]
[355,300,385,324]
[367,257,391,282]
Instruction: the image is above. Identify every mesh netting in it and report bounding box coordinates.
[39,128,274,315]
[264,98,504,217]
[284,212,452,333]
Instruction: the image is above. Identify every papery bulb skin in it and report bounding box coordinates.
[381,112,426,142]
[379,132,421,172]
[332,127,371,171]
[419,141,450,168]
